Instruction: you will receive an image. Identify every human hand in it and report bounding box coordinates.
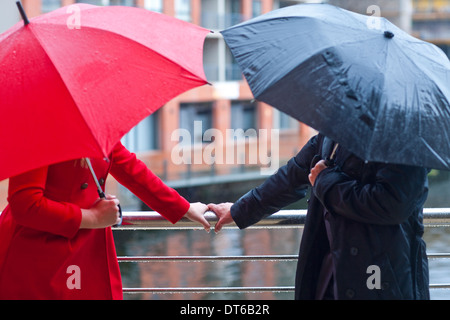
[308,159,328,186]
[80,194,121,229]
[207,202,234,233]
[184,202,211,232]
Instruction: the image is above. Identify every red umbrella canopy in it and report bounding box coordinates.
[0,4,209,181]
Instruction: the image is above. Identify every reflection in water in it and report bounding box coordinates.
[114,228,302,300]
[424,227,450,300]
[426,175,450,300]
[115,225,450,300]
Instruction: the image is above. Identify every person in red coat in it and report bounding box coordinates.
[0,141,210,300]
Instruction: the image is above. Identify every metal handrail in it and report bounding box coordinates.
[123,286,294,294]
[115,208,450,230]
[115,209,299,230]
[115,208,450,295]
[118,255,298,262]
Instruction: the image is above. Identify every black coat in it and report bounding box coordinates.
[231,134,430,299]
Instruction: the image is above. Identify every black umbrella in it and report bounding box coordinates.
[222,3,450,170]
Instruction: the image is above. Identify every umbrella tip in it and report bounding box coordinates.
[16,1,30,26]
[384,31,394,39]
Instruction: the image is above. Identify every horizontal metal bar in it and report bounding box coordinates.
[123,284,450,294]
[118,255,298,263]
[115,210,305,230]
[118,253,450,263]
[427,253,450,259]
[114,208,450,230]
[422,208,450,227]
[429,284,450,289]
[123,286,295,294]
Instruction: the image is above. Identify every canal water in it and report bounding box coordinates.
[113,171,450,300]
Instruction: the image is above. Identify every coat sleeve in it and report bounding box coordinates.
[109,142,190,224]
[7,166,82,238]
[231,134,319,229]
[312,162,428,225]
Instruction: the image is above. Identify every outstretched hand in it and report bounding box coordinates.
[184,202,211,232]
[207,202,234,233]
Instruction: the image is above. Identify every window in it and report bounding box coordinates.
[252,0,262,17]
[203,36,243,82]
[76,0,108,5]
[225,0,244,27]
[279,0,304,8]
[437,44,450,59]
[144,0,162,12]
[179,103,213,145]
[278,110,297,130]
[175,0,191,21]
[76,0,135,6]
[201,0,219,29]
[42,0,61,13]
[414,0,450,12]
[226,46,242,81]
[231,101,257,132]
[203,37,219,82]
[121,111,159,152]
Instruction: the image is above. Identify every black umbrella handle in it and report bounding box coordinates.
[97,189,122,227]
[324,157,336,167]
[85,158,122,227]
[115,205,123,227]
[310,143,339,168]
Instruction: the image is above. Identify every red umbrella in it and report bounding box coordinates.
[0,2,209,182]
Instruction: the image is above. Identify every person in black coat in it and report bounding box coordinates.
[208,133,430,300]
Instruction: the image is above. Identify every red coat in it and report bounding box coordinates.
[0,142,189,299]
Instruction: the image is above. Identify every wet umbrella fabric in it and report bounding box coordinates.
[0,4,209,181]
[222,3,450,170]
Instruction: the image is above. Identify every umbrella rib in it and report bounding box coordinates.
[224,13,369,36]
[228,20,383,96]
[25,17,208,159]
[401,39,450,67]
[399,42,450,98]
[33,20,207,84]
[25,25,107,158]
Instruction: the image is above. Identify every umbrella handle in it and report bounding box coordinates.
[325,143,339,167]
[85,158,122,227]
[114,204,123,227]
[98,189,123,228]
[310,143,339,168]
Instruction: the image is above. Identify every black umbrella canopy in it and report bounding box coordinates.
[222,3,450,170]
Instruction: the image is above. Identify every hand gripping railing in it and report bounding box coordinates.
[114,208,450,295]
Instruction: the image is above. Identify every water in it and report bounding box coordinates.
[114,227,303,300]
[426,173,450,300]
[114,173,450,300]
